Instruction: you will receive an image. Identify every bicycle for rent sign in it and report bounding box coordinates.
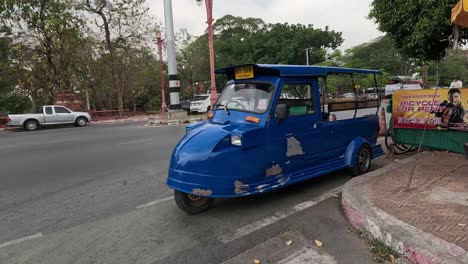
[393,88,468,131]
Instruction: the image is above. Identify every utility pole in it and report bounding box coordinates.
[197,0,218,108]
[305,47,315,66]
[156,31,167,113]
[163,0,181,110]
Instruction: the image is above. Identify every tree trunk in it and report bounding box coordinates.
[117,88,124,113]
[93,6,123,114]
[38,0,63,92]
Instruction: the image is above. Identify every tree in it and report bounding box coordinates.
[82,0,152,112]
[0,34,33,114]
[213,17,343,66]
[369,0,468,61]
[344,36,418,76]
[427,49,468,87]
[178,34,210,96]
[1,0,84,99]
[0,34,13,96]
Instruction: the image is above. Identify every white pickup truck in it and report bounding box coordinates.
[7,105,91,131]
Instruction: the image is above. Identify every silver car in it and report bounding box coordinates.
[7,105,91,131]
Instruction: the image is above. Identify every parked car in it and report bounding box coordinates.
[334,93,357,100]
[366,88,385,100]
[190,94,211,114]
[7,105,91,131]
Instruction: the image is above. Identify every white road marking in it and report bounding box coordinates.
[119,139,153,145]
[217,185,343,244]
[136,196,174,209]
[0,233,43,249]
[277,247,337,264]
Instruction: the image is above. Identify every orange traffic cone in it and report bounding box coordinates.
[379,107,387,136]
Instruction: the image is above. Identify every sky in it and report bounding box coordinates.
[148,0,384,50]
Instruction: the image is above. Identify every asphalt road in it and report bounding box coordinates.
[0,121,392,264]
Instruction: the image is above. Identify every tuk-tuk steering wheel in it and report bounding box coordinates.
[225,100,246,110]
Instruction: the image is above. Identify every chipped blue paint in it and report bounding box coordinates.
[167,65,384,198]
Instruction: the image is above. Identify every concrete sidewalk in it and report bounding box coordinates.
[343,151,468,264]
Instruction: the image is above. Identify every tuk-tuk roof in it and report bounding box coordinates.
[215,64,382,78]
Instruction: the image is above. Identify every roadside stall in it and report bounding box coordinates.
[392,88,468,153]
[388,0,468,154]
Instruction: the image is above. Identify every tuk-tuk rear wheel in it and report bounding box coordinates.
[174,190,215,214]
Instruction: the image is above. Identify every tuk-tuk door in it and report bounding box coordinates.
[267,78,332,174]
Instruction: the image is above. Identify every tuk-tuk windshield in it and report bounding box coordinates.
[216,82,274,114]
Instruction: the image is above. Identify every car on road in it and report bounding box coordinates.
[7,105,91,131]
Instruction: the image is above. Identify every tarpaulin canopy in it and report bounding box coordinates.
[452,0,468,27]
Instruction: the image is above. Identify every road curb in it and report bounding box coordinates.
[146,117,206,127]
[91,116,160,125]
[342,154,468,264]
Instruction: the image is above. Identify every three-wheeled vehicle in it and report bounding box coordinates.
[167,64,384,214]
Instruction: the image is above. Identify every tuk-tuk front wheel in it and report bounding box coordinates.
[351,145,372,176]
[174,190,215,214]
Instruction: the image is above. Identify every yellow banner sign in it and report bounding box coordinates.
[393,88,468,131]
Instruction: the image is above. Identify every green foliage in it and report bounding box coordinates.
[0,95,33,114]
[213,16,343,66]
[178,15,343,92]
[369,239,399,263]
[0,36,13,95]
[427,49,468,87]
[369,0,467,61]
[0,0,160,111]
[344,36,418,76]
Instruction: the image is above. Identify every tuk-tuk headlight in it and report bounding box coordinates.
[230,135,242,146]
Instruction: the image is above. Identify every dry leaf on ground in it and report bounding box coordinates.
[286,240,293,246]
[315,240,323,247]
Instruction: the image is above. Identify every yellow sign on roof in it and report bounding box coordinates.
[452,0,468,27]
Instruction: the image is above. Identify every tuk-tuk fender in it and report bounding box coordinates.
[344,137,372,167]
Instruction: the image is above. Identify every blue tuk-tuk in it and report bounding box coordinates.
[167,64,384,214]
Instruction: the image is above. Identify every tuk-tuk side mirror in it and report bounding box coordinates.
[275,104,288,124]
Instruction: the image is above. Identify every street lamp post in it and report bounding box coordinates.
[163,0,182,110]
[305,47,314,66]
[156,31,167,113]
[196,0,218,108]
